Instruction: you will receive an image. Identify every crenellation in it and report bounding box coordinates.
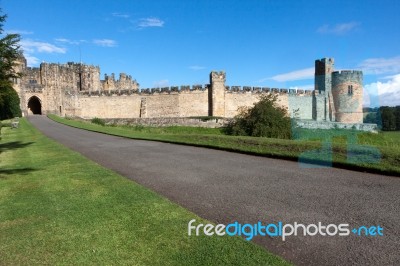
[161,87,170,93]
[192,84,203,90]
[141,88,151,94]
[180,85,190,91]
[102,72,138,91]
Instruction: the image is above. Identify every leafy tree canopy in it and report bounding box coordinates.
[0,9,22,119]
[225,93,292,139]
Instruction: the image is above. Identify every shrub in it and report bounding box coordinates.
[91,117,105,126]
[225,94,292,139]
[0,85,22,120]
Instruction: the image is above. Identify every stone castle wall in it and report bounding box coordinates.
[64,88,210,118]
[17,59,138,116]
[102,73,139,91]
[15,56,364,125]
[63,86,316,120]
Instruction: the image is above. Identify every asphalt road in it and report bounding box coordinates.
[28,116,400,266]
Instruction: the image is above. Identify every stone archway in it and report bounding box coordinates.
[27,96,42,115]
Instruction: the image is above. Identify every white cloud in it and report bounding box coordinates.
[317,22,359,35]
[20,40,66,54]
[358,56,400,75]
[19,39,66,67]
[5,29,33,35]
[153,79,169,87]
[380,74,399,80]
[262,67,314,83]
[24,54,40,66]
[189,65,206,71]
[289,84,314,91]
[112,12,130,19]
[363,74,400,107]
[55,38,86,45]
[93,39,117,47]
[138,17,164,28]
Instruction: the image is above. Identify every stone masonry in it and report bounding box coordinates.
[13,56,364,125]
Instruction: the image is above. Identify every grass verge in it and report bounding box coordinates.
[0,118,290,265]
[49,115,400,176]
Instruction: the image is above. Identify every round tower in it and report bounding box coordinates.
[331,70,363,123]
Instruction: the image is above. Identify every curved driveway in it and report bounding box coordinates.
[29,116,399,266]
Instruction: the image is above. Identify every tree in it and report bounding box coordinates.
[226,93,292,139]
[364,112,377,124]
[380,106,396,131]
[0,9,22,119]
[0,86,21,119]
[395,106,400,130]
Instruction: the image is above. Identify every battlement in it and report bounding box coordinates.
[75,84,316,97]
[25,66,40,71]
[78,89,137,97]
[332,70,363,75]
[41,61,100,70]
[103,73,135,82]
[76,84,210,97]
[315,58,334,63]
[315,57,334,75]
[102,72,139,91]
[332,70,363,83]
[140,84,209,94]
[210,71,226,82]
[225,86,313,95]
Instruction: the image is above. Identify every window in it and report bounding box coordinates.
[348,85,353,95]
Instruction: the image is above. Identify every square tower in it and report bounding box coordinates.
[208,71,226,117]
[315,58,334,93]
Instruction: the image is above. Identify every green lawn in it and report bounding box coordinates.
[0,118,289,265]
[50,115,400,176]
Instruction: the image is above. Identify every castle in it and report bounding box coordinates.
[13,56,366,127]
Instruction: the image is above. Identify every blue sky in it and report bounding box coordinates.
[2,0,400,106]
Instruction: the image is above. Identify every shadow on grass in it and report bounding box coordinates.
[0,168,39,175]
[0,141,34,153]
[0,167,40,179]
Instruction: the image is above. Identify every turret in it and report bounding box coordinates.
[331,70,363,123]
[209,71,226,116]
[315,58,334,93]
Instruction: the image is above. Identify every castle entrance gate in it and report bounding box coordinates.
[27,96,42,115]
